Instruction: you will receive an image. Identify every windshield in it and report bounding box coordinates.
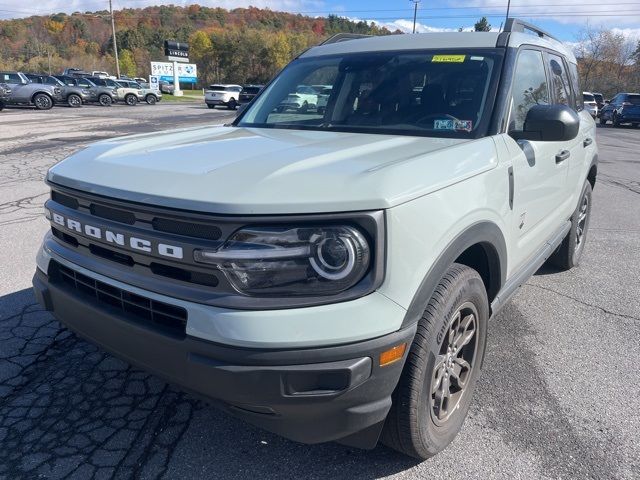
[237,49,502,138]
[583,93,595,102]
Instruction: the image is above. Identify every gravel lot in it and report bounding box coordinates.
[0,104,639,480]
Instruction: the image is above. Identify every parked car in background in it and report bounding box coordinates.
[134,77,147,84]
[277,85,318,112]
[91,71,110,78]
[592,92,604,113]
[159,80,174,94]
[55,75,118,107]
[205,84,243,109]
[137,83,162,104]
[0,71,61,110]
[63,68,91,77]
[582,92,598,118]
[114,79,145,105]
[25,74,90,108]
[599,92,640,127]
[239,85,263,104]
[313,85,333,114]
[86,76,123,106]
[0,83,10,110]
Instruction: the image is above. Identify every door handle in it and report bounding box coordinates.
[583,137,593,148]
[555,150,570,163]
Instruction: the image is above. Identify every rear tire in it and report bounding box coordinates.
[382,264,488,460]
[67,94,82,108]
[125,94,138,106]
[33,93,53,110]
[227,98,237,110]
[207,104,215,109]
[548,180,592,271]
[98,94,112,106]
[599,116,607,126]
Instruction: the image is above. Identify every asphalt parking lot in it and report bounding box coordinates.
[0,104,639,479]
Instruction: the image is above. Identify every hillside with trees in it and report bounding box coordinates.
[0,6,394,84]
[1,6,638,95]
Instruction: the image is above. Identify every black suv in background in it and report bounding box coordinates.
[239,85,263,104]
[25,74,90,108]
[599,93,640,127]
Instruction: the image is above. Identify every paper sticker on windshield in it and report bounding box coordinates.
[432,55,466,63]
[434,119,473,131]
[455,120,473,132]
[434,119,454,130]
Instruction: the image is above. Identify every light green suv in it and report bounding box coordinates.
[33,19,597,459]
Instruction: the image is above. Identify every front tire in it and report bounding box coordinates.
[548,180,593,270]
[613,112,621,127]
[33,93,53,110]
[382,264,488,459]
[599,116,607,126]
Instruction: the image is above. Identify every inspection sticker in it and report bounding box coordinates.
[434,119,454,130]
[432,55,466,63]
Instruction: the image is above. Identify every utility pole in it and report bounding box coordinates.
[109,0,120,78]
[411,0,420,34]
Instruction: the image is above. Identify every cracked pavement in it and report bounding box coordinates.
[1,105,639,479]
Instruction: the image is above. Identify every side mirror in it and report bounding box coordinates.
[510,104,579,142]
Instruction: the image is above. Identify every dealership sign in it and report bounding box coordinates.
[150,62,198,84]
[164,40,189,63]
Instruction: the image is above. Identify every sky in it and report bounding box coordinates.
[0,0,639,45]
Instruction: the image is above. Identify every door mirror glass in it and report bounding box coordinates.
[510,104,579,142]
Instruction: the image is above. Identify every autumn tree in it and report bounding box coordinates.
[119,49,137,77]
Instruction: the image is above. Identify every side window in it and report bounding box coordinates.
[509,49,550,131]
[547,53,572,107]
[567,62,583,111]
[1,73,22,84]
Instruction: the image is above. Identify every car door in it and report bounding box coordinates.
[1,72,28,102]
[502,48,570,270]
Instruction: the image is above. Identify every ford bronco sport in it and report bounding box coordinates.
[33,19,597,459]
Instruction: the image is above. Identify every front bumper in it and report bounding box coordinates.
[32,261,415,447]
[33,262,415,448]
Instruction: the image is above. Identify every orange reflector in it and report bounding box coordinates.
[379,343,407,367]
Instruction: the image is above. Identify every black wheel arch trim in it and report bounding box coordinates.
[401,221,507,329]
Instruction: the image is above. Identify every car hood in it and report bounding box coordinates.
[48,126,499,214]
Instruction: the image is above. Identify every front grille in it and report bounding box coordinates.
[50,261,187,337]
[90,203,136,225]
[152,217,222,240]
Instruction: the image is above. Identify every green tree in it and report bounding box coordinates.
[118,49,137,77]
[474,17,491,32]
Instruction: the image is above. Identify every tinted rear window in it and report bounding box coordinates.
[583,93,595,102]
[242,87,261,94]
[626,94,640,105]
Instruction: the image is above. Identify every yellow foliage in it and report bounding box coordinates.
[44,19,65,34]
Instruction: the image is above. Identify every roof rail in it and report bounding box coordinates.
[503,18,559,43]
[320,33,371,45]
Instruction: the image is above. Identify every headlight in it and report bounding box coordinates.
[194,225,371,296]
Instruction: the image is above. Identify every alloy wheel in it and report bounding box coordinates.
[430,302,479,426]
[575,194,589,251]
